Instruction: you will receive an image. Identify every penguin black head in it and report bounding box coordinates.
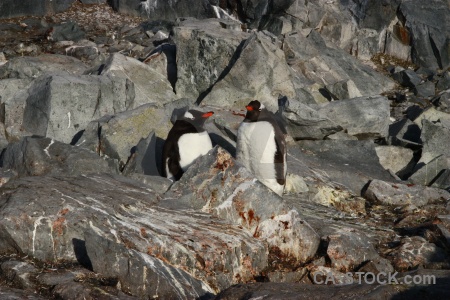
[244,100,265,122]
[180,109,214,129]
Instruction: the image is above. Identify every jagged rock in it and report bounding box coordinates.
[431,169,450,191]
[0,286,46,300]
[283,31,395,101]
[76,105,160,170]
[0,78,32,109]
[201,32,296,111]
[21,73,134,144]
[0,260,37,289]
[48,21,86,42]
[163,147,320,263]
[413,107,450,128]
[0,0,75,19]
[0,173,271,296]
[410,120,450,185]
[342,0,401,31]
[414,81,436,98]
[172,18,250,102]
[287,140,394,195]
[84,228,216,299]
[317,96,390,139]
[375,146,414,174]
[399,0,450,70]
[1,137,118,177]
[393,236,450,271]
[327,229,380,272]
[0,54,88,79]
[35,267,138,300]
[392,69,422,88]
[121,131,159,175]
[437,71,450,91]
[283,101,343,140]
[364,180,449,207]
[99,53,176,107]
[77,100,192,171]
[388,118,422,147]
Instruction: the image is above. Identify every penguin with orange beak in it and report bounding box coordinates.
[162,109,214,181]
[236,100,287,196]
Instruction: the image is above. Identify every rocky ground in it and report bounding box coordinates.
[0,0,449,299]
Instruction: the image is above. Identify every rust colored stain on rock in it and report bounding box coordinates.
[52,217,66,236]
[59,208,69,215]
[140,228,148,238]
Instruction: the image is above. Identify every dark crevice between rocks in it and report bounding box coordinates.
[72,238,93,271]
[428,32,443,70]
[141,43,177,93]
[210,133,236,157]
[195,34,256,105]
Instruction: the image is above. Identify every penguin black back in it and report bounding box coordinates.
[162,109,214,180]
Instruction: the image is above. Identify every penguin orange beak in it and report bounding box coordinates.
[202,111,214,118]
[246,105,253,111]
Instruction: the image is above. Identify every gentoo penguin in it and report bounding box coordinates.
[236,100,287,196]
[162,109,214,181]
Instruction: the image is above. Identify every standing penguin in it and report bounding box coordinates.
[162,109,214,181]
[236,100,287,196]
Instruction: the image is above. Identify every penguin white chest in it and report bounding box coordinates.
[236,121,277,171]
[177,131,212,171]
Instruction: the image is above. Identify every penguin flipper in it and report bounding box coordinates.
[274,136,286,186]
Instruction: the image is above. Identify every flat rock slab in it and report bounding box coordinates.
[317,96,390,139]
[364,180,450,207]
[2,136,118,177]
[0,54,88,79]
[287,140,395,195]
[0,173,269,296]
[214,271,450,299]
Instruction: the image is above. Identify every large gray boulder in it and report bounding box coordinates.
[22,73,135,144]
[0,0,75,19]
[364,179,450,207]
[287,140,395,195]
[399,0,450,70]
[200,32,296,112]
[163,147,320,263]
[1,137,118,177]
[99,53,176,107]
[284,31,395,101]
[173,18,250,101]
[0,55,88,79]
[283,101,343,140]
[410,120,450,186]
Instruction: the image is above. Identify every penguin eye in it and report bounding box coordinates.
[258,108,262,111]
